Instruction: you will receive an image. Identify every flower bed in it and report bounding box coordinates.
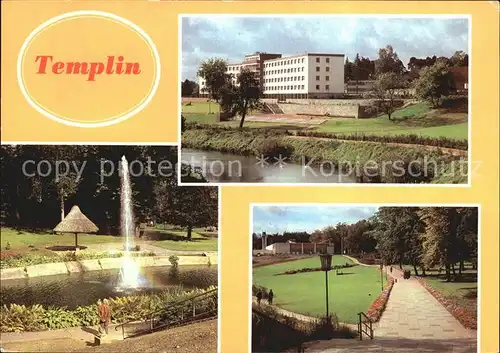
[274,263,356,276]
[416,277,477,330]
[365,277,394,322]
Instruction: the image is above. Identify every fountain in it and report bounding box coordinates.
[116,156,144,290]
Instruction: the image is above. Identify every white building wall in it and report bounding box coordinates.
[307,55,344,95]
[263,54,309,95]
[197,53,344,98]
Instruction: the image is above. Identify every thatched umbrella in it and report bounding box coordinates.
[54,205,99,249]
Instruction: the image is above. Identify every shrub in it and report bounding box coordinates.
[0,304,46,332]
[169,255,179,268]
[256,138,294,159]
[0,286,218,332]
[1,251,156,269]
[5,242,11,250]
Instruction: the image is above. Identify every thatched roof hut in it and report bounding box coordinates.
[54,205,98,249]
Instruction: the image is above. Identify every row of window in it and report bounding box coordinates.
[264,85,306,91]
[265,76,305,83]
[265,67,304,75]
[265,58,305,67]
[264,57,332,67]
[265,66,332,75]
[264,84,331,91]
[264,75,332,83]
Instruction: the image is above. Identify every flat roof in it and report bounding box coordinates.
[264,52,344,62]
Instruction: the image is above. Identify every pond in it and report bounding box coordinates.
[181,149,356,183]
[0,266,217,309]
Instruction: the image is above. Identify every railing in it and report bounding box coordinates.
[115,288,218,339]
[357,312,373,341]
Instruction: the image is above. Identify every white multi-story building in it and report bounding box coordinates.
[198,52,345,99]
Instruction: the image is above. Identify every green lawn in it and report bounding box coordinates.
[146,228,218,251]
[315,102,468,139]
[1,227,118,255]
[1,226,218,254]
[253,256,387,324]
[183,101,468,140]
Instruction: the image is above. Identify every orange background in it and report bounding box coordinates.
[1,1,177,142]
[1,1,499,353]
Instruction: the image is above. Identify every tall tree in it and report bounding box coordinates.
[218,69,262,128]
[154,176,218,240]
[450,51,468,67]
[414,61,453,108]
[344,57,355,82]
[181,79,198,97]
[419,207,463,281]
[372,72,403,121]
[375,45,406,76]
[197,58,231,103]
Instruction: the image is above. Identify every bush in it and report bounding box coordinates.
[403,270,411,279]
[5,242,11,250]
[0,251,156,269]
[0,286,217,332]
[169,255,179,268]
[256,138,294,159]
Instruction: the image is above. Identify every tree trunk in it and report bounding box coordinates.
[399,262,403,270]
[451,264,457,280]
[239,100,249,128]
[74,233,79,249]
[413,265,419,276]
[60,196,65,221]
[458,261,463,277]
[421,267,426,276]
[187,226,193,241]
[445,264,451,282]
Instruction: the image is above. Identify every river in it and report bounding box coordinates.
[181,149,356,183]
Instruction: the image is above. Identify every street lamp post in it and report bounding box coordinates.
[380,263,384,292]
[319,254,333,319]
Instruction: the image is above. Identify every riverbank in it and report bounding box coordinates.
[182,126,467,184]
[0,254,218,280]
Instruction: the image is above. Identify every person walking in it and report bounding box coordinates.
[256,290,263,305]
[268,289,274,305]
[98,299,111,337]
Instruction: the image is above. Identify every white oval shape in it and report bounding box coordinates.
[17,10,161,128]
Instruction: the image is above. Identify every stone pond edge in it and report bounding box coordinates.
[0,254,218,280]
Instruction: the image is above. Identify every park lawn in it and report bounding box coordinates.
[253,256,387,324]
[182,101,221,114]
[314,102,468,140]
[0,227,119,255]
[184,101,468,140]
[149,229,218,251]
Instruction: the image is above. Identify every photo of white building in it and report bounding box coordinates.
[199,52,345,100]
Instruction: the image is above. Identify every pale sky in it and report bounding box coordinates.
[182,16,468,81]
[252,205,379,234]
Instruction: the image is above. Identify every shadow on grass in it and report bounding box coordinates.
[46,245,88,251]
[143,230,205,242]
[12,227,54,235]
[425,272,478,283]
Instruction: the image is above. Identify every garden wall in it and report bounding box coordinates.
[0,255,217,280]
[277,102,361,118]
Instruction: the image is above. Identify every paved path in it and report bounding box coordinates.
[308,336,477,353]
[375,269,475,340]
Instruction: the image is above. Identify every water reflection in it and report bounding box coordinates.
[1,266,217,309]
[181,149,356,183]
